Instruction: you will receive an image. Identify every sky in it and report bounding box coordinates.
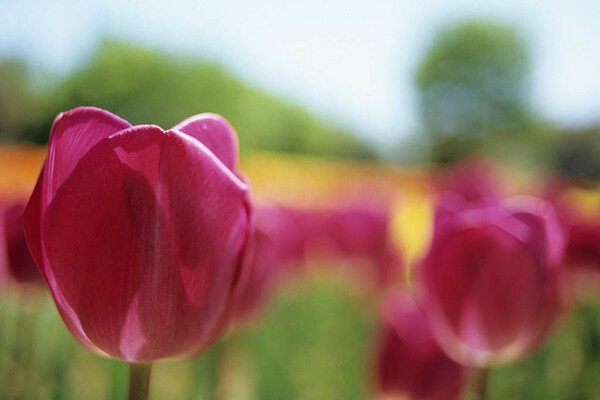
[1,0,600,150]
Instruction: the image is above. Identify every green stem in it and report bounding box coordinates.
[128,362,153,400]
[209,340,226,400]
[473,368,490,400]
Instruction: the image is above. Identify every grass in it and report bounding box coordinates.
[0,276,599,400]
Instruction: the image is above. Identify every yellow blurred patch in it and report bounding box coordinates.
[561,188,600,219]
[391,194,434,284]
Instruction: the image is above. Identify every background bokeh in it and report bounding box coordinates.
[1,1,600,399]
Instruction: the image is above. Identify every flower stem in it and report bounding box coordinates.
[128,362,153,400]
[473,367,490,400]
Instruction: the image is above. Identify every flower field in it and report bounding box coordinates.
[2,145,600,399]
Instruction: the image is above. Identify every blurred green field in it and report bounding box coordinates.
[1,274,599,400]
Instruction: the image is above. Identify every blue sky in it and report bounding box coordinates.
[2,0,600,149]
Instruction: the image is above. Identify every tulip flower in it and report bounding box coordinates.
[0,207,6,288]
[234,205,304,321]
[418,195,564,367]
[233,229,279,322]
[558,218,600,302]
[373,291,465,400]
[544,182,600,275]
[2,199,44,285]
[544,182,600,300]
[289,206,403,289]
[434,157,504,205]
[23,107,253,369]
[565,220,600,273]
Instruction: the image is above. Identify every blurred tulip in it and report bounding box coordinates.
[564,220,600,273]
[24,107,253,362]
[418,195,565,366]
[435,157,503,205]
[1,199,44,285]
[291,206,403,288]
[234,205,304,321]
[373,291,465,400]
[544,183,600,274]
[255,205,305,267]
[544,182,600,300]
[233,229,279,322]
[0,206,6,288]
[336,206,403,287]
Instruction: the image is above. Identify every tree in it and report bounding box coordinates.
[43,39,374,159]
[0,60,44,142]
[415,19,537,163]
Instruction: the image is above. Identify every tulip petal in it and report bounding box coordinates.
[42,126,250,361]
[420,197,565,367]
[26,107,131,354]
[172,113,239,172]
[4,201,41,283]
[24,163,105,355]
[376,293,465,400]
[45,107,130,203]
[507,196,565,268]
[23,163,46,277]
[0,204,7,287]
[428,225,543,352]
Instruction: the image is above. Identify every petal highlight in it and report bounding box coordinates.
[172,113,239,172]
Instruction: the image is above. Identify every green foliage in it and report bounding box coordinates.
[2,282,600,399]
[415,19,540,163]
[0,60,45,142]
[236,279,375,400]
[4,39,374,159]
[490,302,600,400]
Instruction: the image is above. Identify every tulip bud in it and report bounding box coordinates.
[2,199,44,285]
[24,107,253,362]
[418,195,565,366]
[373,292,465,400]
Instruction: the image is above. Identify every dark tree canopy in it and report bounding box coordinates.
[415,19,537,163]
[0,60,44,142]
[554,126,600,184]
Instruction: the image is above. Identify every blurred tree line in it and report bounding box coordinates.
[414,19,554,166]
[413,18,600,183]
[0,39,375,160]
[2,22,599,180]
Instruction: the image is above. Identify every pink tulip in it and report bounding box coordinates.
[289,206,403,288]
[543,180,600,275]
[255,205,305,267]
[564,220,600,273]
[0,207,6,288]
[234,205,304,321]
[328,207,402,286]
[233,229,279,321]
[418,195,564,366]
[434,157,503,205]
[542,180,600,299]
[24,107,253,362]
[373,292,465,400]
[2,199,44,285]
